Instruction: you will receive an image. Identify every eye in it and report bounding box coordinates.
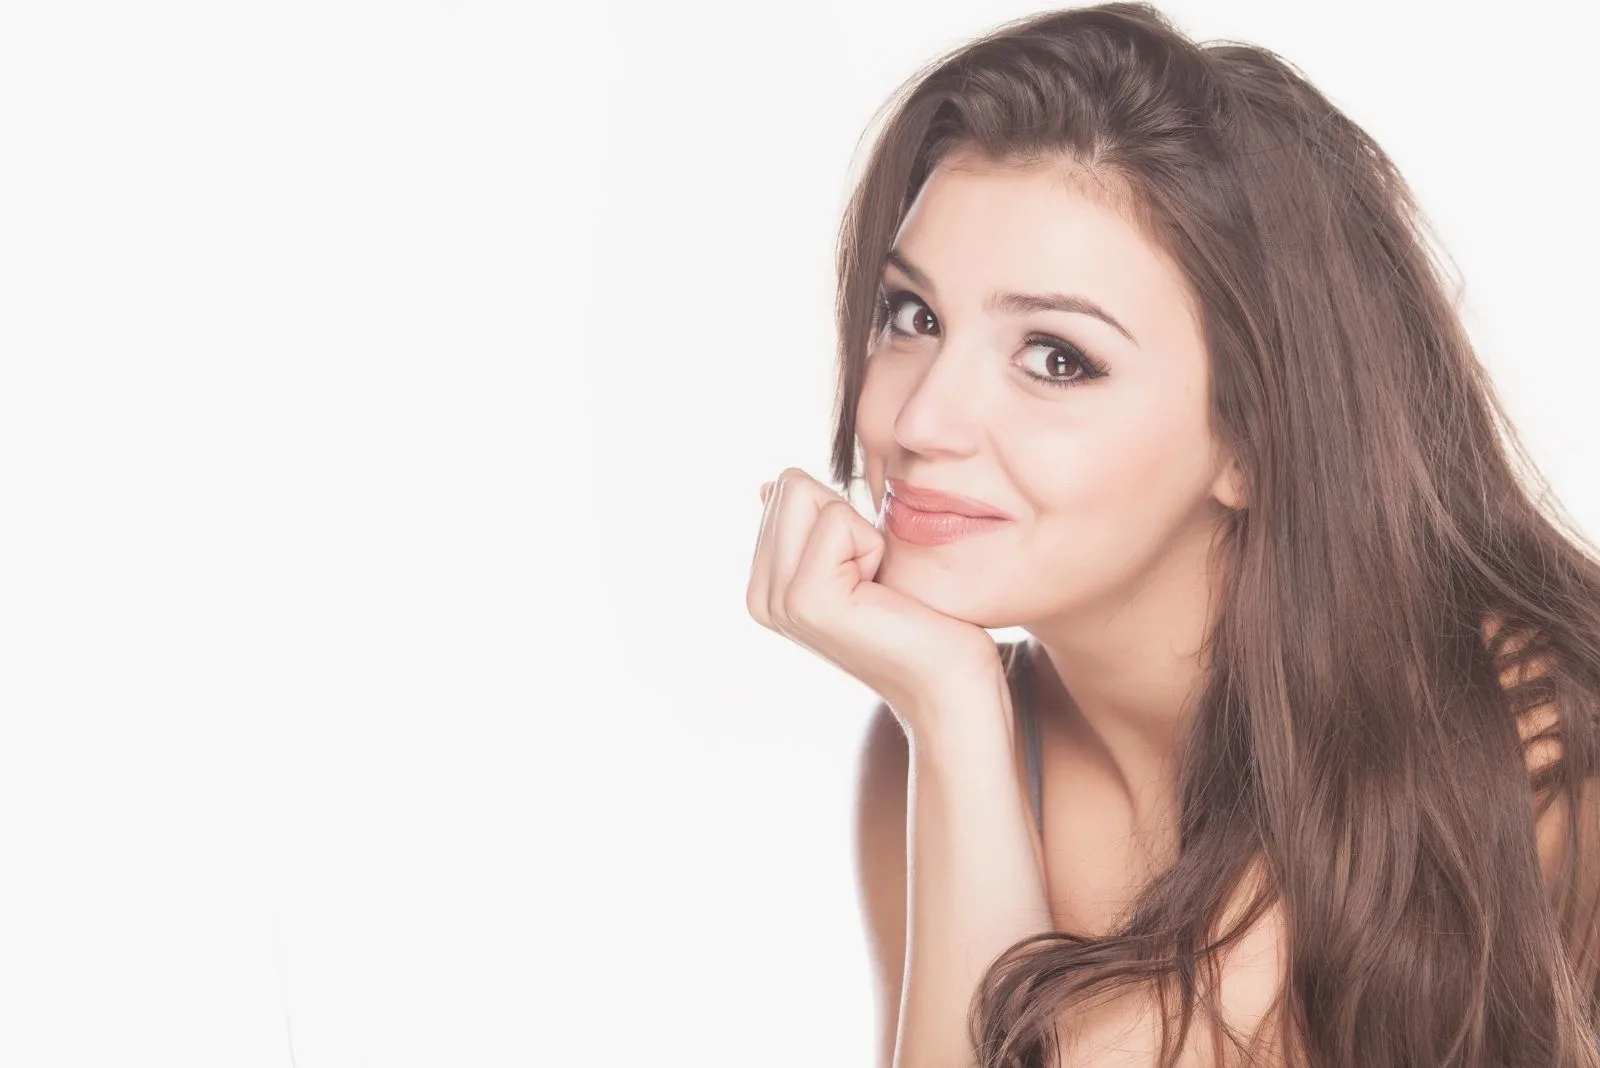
[879,288,937,339]
[1016,337,1111,391]
[876,286,1111,393]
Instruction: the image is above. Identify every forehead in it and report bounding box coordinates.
[889,156,1201,344]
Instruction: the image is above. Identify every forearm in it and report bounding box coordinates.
[894,672,1055,1068]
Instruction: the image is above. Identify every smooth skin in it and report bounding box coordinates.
[749,148,1568,1067]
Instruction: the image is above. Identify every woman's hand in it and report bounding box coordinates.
[745,467,1005,733]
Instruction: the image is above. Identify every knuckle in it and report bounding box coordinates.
[775,467,810,493]
[746,587,766,625]
[769,608,795,640]
[782,583,825,625]
[746,577,772,626]
[819,498,853,521]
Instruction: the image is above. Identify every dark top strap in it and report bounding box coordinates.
[1013,640,1044,836]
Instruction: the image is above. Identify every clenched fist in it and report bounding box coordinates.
[745,467,1006,735]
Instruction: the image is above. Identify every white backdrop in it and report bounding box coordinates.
[1,1,1595,1066]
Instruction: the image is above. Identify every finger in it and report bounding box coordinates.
[784,497,874,636]
[766,469,836,623]
[746,475,789,625]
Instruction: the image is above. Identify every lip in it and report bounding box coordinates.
[885,478,1011,520]
[881,495,1009,546]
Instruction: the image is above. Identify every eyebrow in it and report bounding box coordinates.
[884,247,1140,348]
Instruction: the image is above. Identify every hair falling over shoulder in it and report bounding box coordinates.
[829,4,1600,1065]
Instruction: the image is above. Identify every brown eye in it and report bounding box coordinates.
[880,289,936,338]
[1016,337,1111,392]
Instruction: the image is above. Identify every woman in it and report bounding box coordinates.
[745,3,1600,1065]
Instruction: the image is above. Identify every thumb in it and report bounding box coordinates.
[789,498,883,605]
[787,500,907,644]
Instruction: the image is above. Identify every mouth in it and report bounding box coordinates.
[884,478,1011,520]
[880,492,1011,546]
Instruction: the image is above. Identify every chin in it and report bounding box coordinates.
[874,549,1013,629]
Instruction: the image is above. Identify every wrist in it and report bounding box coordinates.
[899,667,1016,766]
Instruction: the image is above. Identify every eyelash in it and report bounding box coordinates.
[875,287,1110,391]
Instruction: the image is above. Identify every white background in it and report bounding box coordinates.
[0,1,1595,1066]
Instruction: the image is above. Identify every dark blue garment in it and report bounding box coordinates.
[1010,640,1044,836]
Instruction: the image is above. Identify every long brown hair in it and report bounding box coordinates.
[828,4,1600,1065]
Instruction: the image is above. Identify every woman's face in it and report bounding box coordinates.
[855,151,1240,628]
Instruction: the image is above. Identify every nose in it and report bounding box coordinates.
[891,343,991,459]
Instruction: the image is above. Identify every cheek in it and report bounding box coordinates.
[1020,404,1215,566]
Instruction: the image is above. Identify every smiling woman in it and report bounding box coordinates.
[855,155,1231,632]
[746,2,1600,1067]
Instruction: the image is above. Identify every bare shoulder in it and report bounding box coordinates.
[855,701,910,1068]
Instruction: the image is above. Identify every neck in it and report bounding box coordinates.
[1025,514,1227,833]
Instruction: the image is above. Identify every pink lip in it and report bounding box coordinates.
[880,495,1010,546]
[885,478,1011,520]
